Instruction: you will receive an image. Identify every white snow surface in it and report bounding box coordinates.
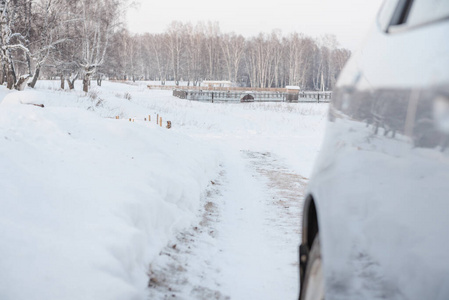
[0,80,328,300]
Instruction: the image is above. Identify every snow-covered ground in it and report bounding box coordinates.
[0,80,328,300]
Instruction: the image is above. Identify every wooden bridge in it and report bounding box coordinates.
[147,85,331,103]
[147,84,286,93]
[171,89,331,103]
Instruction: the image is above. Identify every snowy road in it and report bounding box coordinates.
[148,147,307,299]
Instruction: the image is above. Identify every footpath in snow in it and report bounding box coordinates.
[148,148,308,299]
[0,81,327,300]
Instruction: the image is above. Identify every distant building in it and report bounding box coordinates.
[285,85,300,92]
[202,81,233,88]
[285,86,300,102]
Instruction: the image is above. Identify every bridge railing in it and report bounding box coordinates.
[172,89,331,103]
[148,85,287,93]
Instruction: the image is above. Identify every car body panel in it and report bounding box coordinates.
[304,8,449,300]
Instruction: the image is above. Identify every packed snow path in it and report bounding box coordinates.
[148,149,307,299]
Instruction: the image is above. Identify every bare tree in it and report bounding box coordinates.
[79,0,120,92]
[221,32,245,83]
[165,21,186,86]
[0,0,32,90]
[147,33,170,85]
[27,0,67,88]
[204,21,221,80]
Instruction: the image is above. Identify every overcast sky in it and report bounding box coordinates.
[126,0,384,51]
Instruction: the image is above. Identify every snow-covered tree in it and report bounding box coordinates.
[79,0,121,92]
[0,0,32,90]
[27,0,67,88]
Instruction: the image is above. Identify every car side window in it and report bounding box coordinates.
[384,0,449,33]
[378,0,401,31]
[406,0,449,27]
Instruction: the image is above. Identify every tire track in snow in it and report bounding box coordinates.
[147,151,307,299]
[238,150,307,297]
[147,167,230,300]
[242,150,307,243]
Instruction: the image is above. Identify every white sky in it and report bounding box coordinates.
[126,0,384,51]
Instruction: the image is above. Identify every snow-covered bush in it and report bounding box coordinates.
[124,92,132,100]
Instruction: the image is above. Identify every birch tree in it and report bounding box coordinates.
[27,0,67,88]
[221,32,245,83]
[0,0,32,90]
[204,21,221,80]
[166,21,186,86]
[79,0,120,92]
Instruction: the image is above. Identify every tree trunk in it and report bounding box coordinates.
[60,75,65,89]
[0,65,4,85]
[7,70,15,90]
[97,78,102,86]
[28,67,40,88]
[67,78,75,90]
[5,55,18,90]
[83,75,89,93]
[15,75,31,91]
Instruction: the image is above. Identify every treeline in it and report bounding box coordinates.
[2,0,350,92]
[105,22,351,90]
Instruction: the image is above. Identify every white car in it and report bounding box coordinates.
[299,1,449,299]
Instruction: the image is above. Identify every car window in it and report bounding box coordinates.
[378,0,401,31]
[406,0,449,27]
[386,0,449,33]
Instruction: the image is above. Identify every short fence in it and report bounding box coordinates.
[300,91,332,101]
[148,84,286,93]
[172,89,331,103]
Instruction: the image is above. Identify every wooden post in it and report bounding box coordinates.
[157,114,159,124]
[148,115,151,122]
[160,117,162,127]
[129,118,131,122]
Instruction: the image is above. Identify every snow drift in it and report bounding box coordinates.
[0,84,219,300]
[0,80,328,299]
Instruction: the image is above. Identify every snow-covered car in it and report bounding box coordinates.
[299,1,449,299]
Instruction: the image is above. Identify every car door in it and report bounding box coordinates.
[307,1,449,299]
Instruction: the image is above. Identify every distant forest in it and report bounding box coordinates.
[2,0,351,92]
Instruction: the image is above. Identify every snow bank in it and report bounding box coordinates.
[0,85,219,300]
[35,81,328,178]
[0,80,328,299]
